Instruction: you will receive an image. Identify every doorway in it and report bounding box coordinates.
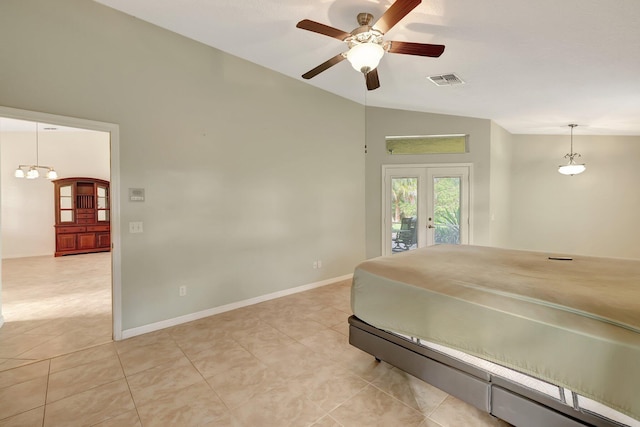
[0,106,122,360]
[382,164,471,256]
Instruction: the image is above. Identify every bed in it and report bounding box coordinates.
[348,245,640,427]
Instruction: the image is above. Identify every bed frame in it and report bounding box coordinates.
[348,315,625,427]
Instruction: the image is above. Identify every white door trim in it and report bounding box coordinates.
[0,106,123,340]
[382,163,473,256]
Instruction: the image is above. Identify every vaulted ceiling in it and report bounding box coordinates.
[94,0,640,135]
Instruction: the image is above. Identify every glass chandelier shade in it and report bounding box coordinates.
[558,124,586,176]
[346,42,384,73]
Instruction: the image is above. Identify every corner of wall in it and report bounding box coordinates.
[488,122,514,248]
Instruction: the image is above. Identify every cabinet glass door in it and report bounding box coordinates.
[59,184,74,223]
[97,185,109,222]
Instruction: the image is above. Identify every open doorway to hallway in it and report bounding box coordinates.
[0,114,115,370]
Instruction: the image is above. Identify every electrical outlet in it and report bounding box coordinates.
[317,260,322,268]
[179,285,187,297]
[313,261,318,269]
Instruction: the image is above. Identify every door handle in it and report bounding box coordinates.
[427,225,435,229]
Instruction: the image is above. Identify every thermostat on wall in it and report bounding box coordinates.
[129,188,145,202]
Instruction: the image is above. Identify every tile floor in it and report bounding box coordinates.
[1,254,510,426]
[1,252,112,371]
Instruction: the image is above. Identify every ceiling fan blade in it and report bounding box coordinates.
[301,53,347,79]
[296,19,352,41]
[374,0,421,34]
[387,41,445,57]
[365,69,380,90]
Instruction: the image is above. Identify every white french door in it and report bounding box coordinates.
[382,164,471,256]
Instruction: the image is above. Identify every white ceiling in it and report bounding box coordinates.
[96,0,640,135]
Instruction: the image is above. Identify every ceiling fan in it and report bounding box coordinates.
[296,0,445,91]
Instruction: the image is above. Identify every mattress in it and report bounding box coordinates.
[351,245,640,422]
[389,330,640,427]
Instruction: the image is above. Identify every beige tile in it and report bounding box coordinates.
[298,328,355,363]
[167,319,231,355]
[339,347,394,383]
[49,342,118,373]
[17,333,109,360]
[0,252,113,369]
[114,330,174,354]
[43,379,135,427]
[91,409,141,427]
[189,339,259,378]
[126,356,204,407]
[0,319,50,336]
[213,312,264,337]
[231,383,327,427]
[331,320,351,337]
[116,337,184,376]
[56,315,111,338]
[1,255,496,427]
[0,405,44,427]
[260,340,329,374]
[135,381,231,427]
[420,418,446,427]
[204,354,279,409]
[372,367,449,415]
[304,306,351,329]
[0,376,48,420]
[330,384,425,427]
[46,353,124,403]
[0,358,41,372]
[267,316,332,342]
[19,318,76,336]
[311,414,343,427]
[255,304,314,326]
[429,396,511,427]
[231,323,298,360]
[0,334,55,359]
[302,366,369,412]
[0,360,49,388]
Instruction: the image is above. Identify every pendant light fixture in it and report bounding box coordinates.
[14,122,58,180]
[558,124,586,176]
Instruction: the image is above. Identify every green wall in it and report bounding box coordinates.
[0,0,366,331]
[364,107,493,258]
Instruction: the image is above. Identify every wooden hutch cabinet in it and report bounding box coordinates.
[53,177,110,256]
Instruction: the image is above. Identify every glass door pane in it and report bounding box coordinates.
[432,177,461,244]
[391,177,418,253]
[59,184,74,223]
[427,166,469,246]
[97,185,109,222]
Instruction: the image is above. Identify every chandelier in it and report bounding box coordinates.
[558,124,586,176]
[14,123,58,180]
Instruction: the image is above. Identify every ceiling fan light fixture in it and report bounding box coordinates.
[346,42,384,73]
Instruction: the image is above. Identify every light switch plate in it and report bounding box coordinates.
[129,221,143,233]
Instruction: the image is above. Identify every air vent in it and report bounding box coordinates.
[428,73,465,86]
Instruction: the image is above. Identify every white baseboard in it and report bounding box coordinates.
[121,274,353,340]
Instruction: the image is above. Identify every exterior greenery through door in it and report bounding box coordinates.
[392,177,460,243]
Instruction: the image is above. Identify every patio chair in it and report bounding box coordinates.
[393,217,417,250]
